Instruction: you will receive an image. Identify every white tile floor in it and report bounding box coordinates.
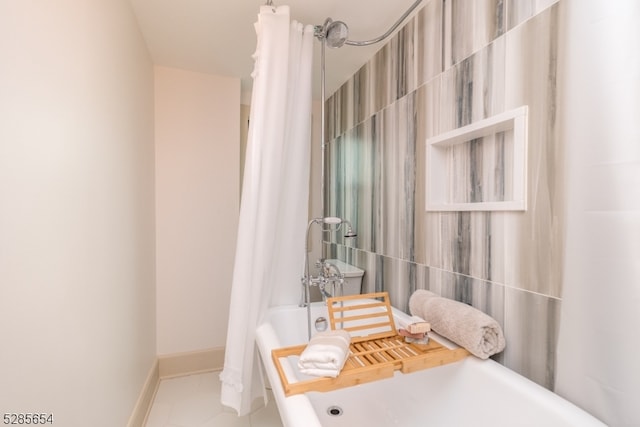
[144,371,283,427]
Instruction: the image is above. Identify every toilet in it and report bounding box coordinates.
[326,259,364,296]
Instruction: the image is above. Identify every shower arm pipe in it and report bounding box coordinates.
[303,217,356,339]
[345,0,423,46]
[302,216,329,339]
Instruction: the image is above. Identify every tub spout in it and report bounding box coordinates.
[319,284,332,301]
[300,261,344,303]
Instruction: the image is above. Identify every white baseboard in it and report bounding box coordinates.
[128,348,225,427]
[128,359,160,427]
[158,347,225,379]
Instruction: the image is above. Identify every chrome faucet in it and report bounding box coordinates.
[318,260,344,301]
[301,217,356,339]
[300,259,344,304]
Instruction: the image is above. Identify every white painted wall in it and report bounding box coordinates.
[0,1,156,426]
[155,67,240,356]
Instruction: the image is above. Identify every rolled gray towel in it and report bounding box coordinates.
[409,290,505,359]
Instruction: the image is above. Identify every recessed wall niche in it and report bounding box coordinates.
[426,106,528,211]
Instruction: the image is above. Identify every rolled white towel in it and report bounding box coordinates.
[409,290,505,360]
[298,329,351,378]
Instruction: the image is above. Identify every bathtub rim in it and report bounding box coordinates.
[255,301,607,427]
[254,300,457,427]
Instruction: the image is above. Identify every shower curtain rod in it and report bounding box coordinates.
[313,0,423,46]
[345,0,422,46]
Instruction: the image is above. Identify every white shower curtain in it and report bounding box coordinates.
[556,1,640,426]
[219,6,314,416]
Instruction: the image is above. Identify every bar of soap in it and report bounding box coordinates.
[407,321,431,334]
[398,328,425,339]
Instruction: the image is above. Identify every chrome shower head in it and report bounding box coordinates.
[317,18,349,49]
[341,219,357,238]
[325,20,349,48]
[344,227,357,238]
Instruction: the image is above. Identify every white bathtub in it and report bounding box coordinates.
[256,300,606,427]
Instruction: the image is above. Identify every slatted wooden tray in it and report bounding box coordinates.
[271,292,469,396]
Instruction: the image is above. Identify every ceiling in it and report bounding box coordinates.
[129,0,424,100]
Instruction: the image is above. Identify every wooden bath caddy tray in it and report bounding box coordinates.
[271,292,469,396]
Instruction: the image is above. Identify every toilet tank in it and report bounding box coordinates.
[326,259,364,296]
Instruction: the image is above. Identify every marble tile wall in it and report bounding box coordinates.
[324,0,561,389]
